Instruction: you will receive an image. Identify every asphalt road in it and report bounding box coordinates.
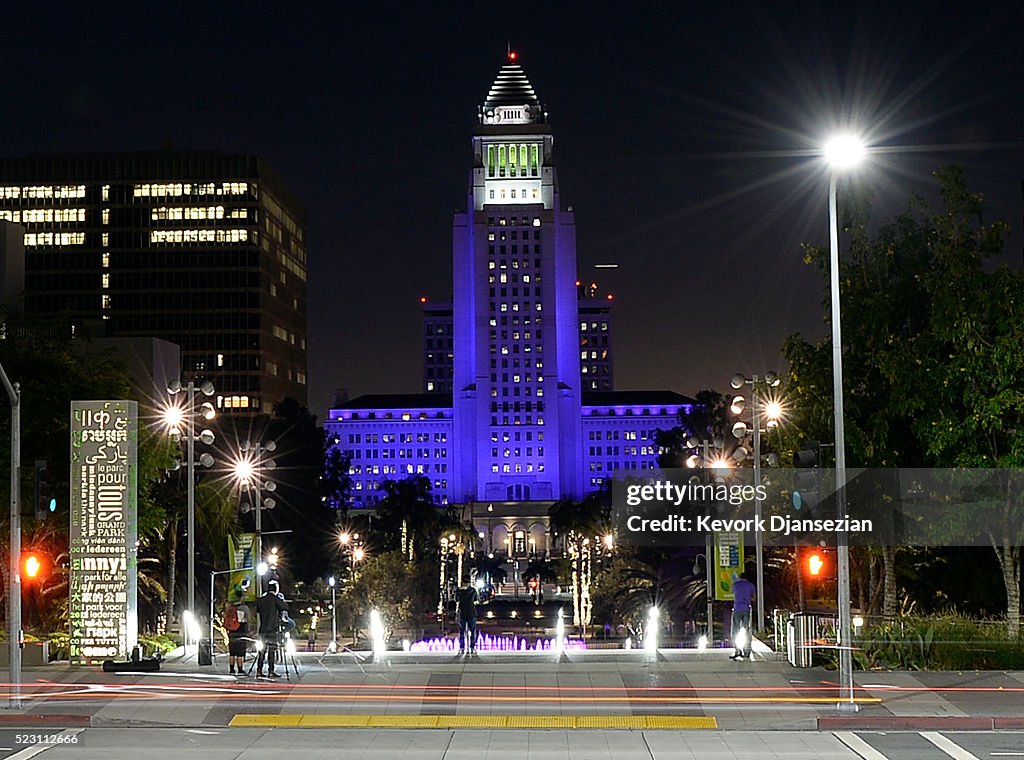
[0,728,1021,760]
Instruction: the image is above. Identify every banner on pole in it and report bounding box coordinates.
[713,531,744,601]
[228,533,256,602]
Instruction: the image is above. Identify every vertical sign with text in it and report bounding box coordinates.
[713,532,744,601]
[69,400,138,664]
[228,533,256,602]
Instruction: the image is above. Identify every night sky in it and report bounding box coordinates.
[4,3,1022,418]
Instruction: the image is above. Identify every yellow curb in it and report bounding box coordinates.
[229,714,718,729]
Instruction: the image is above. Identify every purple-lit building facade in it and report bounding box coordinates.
[423,282,613,395]
[324,58,693,553]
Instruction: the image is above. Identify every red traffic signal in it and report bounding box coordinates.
[22,552,49,582]
[806,552,825,578]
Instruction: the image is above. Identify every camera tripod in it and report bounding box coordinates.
[245,632,300,681]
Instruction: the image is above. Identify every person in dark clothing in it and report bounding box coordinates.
[456,582,480,654]
[226,589,251,675]
[255,579,289,677]
[730,571,757,660]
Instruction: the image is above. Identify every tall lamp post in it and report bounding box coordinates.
[824,132,866,711]
[684,438,735,644]
[328,576,337,647]
[1,364,22,708]
[233,440,277,596]
[729,372,784,633]
[164,379,216,641]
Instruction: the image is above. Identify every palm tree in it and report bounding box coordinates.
[377,476,437,561]
[549,493,609,635]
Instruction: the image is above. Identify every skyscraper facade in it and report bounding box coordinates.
[0,152,307,414]
[325,57,694,532]
[422,284,614,395]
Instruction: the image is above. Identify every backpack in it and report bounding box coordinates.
[225,605,241,632]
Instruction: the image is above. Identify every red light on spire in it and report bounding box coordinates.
[607,294,614,300]
[508,50,517,63]
[419,296,427,304]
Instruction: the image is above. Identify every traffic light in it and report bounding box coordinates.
[791,441,821,511]
[806,551,825,578]
[34,460,56,521]
[22,551,49,583]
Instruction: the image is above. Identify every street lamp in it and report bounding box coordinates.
[1,363,22,708]
[824,132,865,711]
[338,530,364,582]
[729,371,784,632]
[684,436,737,645]
[233,439,277,596]
[165,379,216,638]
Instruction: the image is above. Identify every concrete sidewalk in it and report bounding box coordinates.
[3,647,1023,731]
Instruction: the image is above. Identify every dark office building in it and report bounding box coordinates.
[0,152,307,414]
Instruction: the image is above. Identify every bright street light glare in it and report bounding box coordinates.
[162,404,184,429]
[233,456,255,484]
[339,531,350,545]
[824,134,866,169]
[764,400,784,420]
[353,547,366,562]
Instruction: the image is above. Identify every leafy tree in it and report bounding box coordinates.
[223,399,339,585]
[0,318,178,630]
[784,167,1023,635]
[376,475,439,561]
[346,550,434,640]
[656,389,731,468]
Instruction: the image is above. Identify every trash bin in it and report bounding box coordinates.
[198,639,212,666]
[787,613,815,668]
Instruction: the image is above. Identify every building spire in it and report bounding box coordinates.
[480,51,544,125]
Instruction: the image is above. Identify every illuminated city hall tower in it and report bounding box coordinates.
[452,53,583,502]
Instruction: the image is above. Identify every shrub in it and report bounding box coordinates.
[851,614,1024,670]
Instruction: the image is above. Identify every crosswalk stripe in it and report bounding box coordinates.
[921,732,981,760]
[834,731,892,760]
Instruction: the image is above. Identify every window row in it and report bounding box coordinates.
[23,231,85,246]
[491,447,544,458]
[133,182,249,197]
[485,143,540,178]
[0,208,85,223]
[491,463,545,473]
[490,430,544,442]
[490,416,545,426]
[588,430,651,441]
[151,206,249,221]
[150,228,251,244]
[487,216,542,227]
[348,448,450,460]
[0,185,85,199]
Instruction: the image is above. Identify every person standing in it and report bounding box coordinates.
[456,582,480,654]
[730,571,757,660]
[255,579,289,677]
[225,589,251,675]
